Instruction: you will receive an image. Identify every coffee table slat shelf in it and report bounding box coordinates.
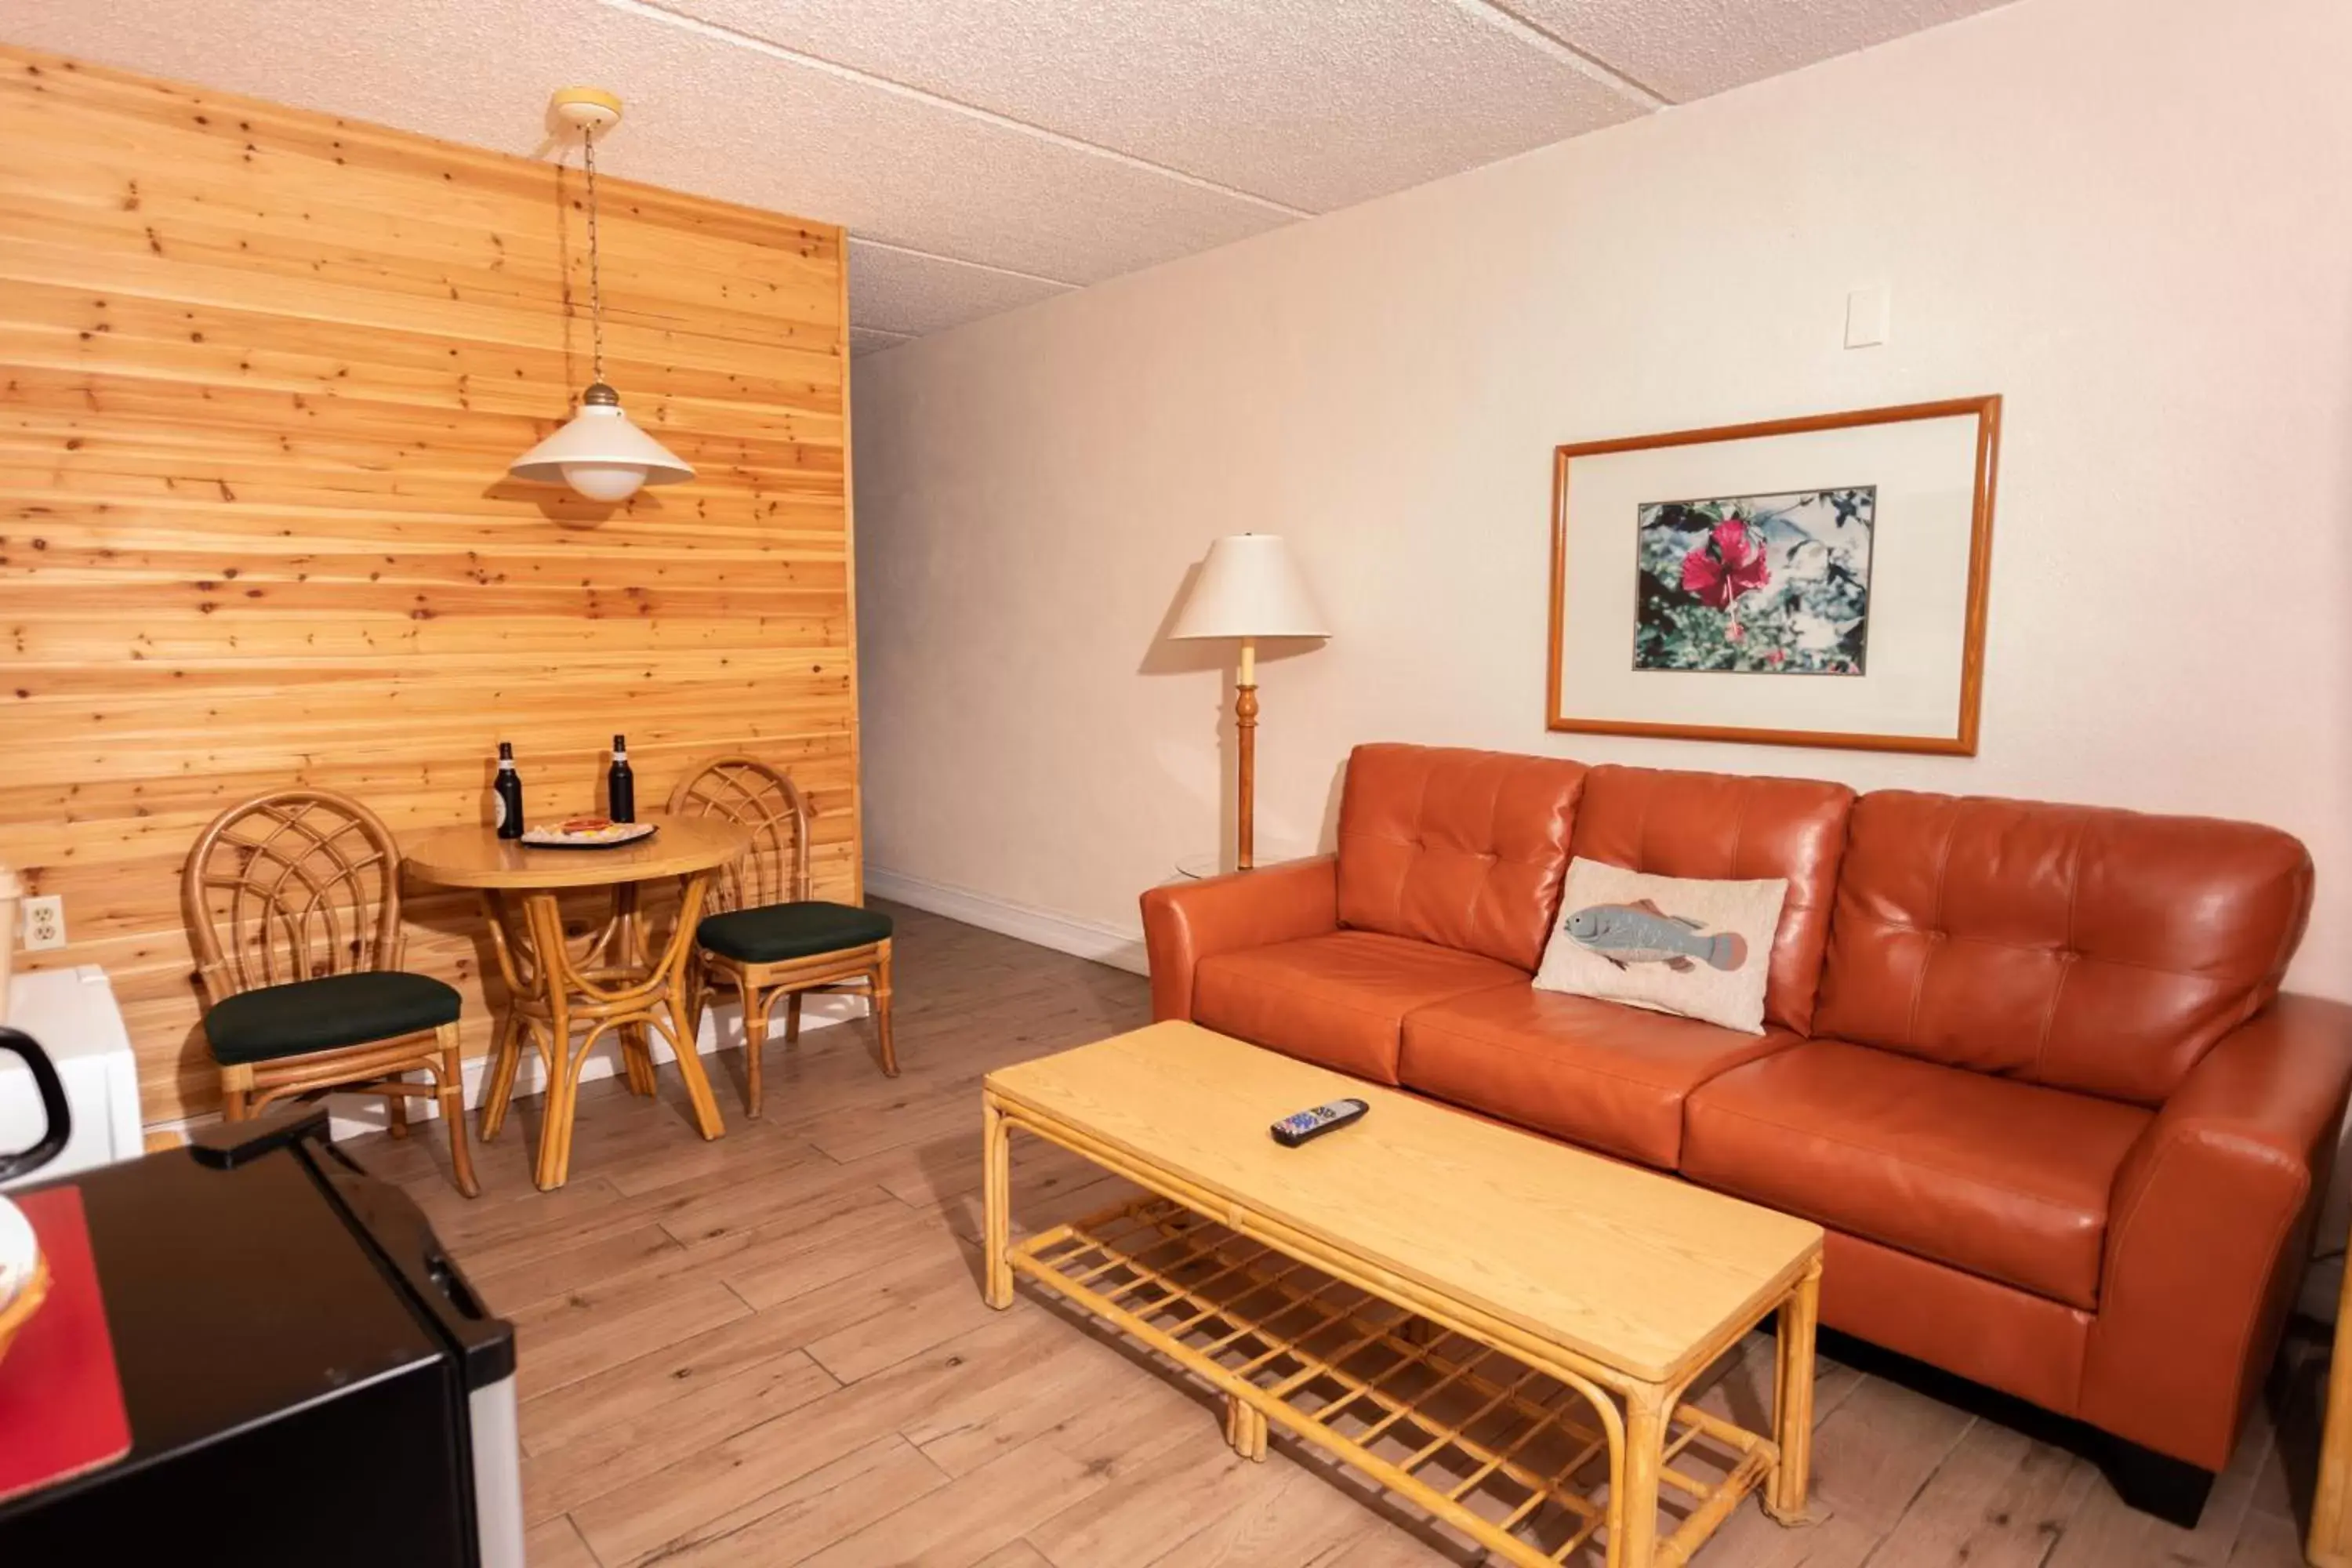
[980,1022,1826,1568]
[1014,1193,1779,1566]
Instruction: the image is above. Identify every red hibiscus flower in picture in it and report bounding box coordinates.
[1680,517,1770,609]
[1635,488,1872,677]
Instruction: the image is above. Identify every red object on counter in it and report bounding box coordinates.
[0,1186,131,1504]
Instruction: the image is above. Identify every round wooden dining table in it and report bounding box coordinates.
[404,814,750,1190]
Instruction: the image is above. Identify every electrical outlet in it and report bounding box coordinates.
[21,895,64,951]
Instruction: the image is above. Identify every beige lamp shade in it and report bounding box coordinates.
[509,383,695,503]
[1168,533,1330,640]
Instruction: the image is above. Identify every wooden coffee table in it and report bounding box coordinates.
[980,1022,1824,1567]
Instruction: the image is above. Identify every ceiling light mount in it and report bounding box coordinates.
[510,85,695,504]
[548,85,623,136]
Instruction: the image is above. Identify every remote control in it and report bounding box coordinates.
[1271,1098,1370,1148]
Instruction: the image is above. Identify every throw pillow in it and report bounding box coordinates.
[1532,858,1788,1034]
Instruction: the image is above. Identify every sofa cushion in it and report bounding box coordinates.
[1335,744,1588,972]
[1194,931,1529,1084]
[1682,1039,2153,1309]
[1566,764,1854,1036]
[1400,985,1798,1169]
[1816,792,2314,1105]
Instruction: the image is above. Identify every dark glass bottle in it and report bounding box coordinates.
[493,742,525,839]
[607,734,635,822]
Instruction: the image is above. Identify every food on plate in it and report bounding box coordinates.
[521,816,653,846]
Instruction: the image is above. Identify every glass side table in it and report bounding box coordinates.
[1174,848,1314,881]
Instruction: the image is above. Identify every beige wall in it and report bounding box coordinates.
[851,0,2352,1004]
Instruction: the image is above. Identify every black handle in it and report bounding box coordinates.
[0,1025,71,1181]
[309,1142,517,1388]
[188,1099,329,1169]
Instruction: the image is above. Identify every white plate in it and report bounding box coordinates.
[0,1195,35,1311]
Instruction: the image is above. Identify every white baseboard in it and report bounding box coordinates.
[146,993,866,1144]
[866,866,1149,976]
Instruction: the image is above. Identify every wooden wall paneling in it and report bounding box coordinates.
[0,48,859,1124]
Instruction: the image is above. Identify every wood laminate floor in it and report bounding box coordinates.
[352,902,2327,1568]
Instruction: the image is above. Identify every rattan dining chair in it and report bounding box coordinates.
[182,788,477,1196]
[669,756,896,1115]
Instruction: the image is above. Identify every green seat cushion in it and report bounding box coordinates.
[697,901,893,965]
[203,971,463,1065]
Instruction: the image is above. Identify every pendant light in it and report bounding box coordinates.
[509,87,693,503]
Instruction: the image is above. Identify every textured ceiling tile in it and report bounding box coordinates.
[1,0,1290,284]
[658,0,1647,212]
[848,241,1071,338]
[1501,0,2016,103]
[851,325,913,358]
[6,0,2028,345]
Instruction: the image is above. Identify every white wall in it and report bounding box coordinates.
[851,0,2352,1005]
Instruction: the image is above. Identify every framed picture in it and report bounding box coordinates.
[1546,396,2000,755]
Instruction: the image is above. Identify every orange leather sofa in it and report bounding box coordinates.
[1140,742,2352,1519]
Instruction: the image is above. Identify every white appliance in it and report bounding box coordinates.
[1,965,143,1189]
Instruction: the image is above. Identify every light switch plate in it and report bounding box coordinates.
[1845,285,1890,348]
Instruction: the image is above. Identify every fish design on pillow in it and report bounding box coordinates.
[1562,900,1749,973]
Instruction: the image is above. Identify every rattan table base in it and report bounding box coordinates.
[982,1087,1820,1568]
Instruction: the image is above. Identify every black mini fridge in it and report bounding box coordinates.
[0,1102,522,1566]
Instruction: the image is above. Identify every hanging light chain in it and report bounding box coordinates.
[583,123,606,388]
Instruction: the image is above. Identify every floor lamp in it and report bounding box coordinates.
[1169,534,1330,870]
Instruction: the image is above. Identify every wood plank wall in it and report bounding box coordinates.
[0,48,860,1125]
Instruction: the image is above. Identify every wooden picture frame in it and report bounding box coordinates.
[1545,395,2000,755]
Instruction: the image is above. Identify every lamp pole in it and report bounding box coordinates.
[1236,636,1258,870]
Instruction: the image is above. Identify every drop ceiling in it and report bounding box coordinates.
[5,0,2013,355]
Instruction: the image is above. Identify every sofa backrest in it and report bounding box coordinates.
[1816,791,2314,1105]
[1336,744,1588,972]
[1568,765,1856,1035]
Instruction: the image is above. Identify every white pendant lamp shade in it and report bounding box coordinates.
[1170,533,1330,641]
[509,384,694,503]
[509,88,692,503]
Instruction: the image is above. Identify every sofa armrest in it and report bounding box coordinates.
[1138,855,1340,1022]
[2080,993,2352,1468]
